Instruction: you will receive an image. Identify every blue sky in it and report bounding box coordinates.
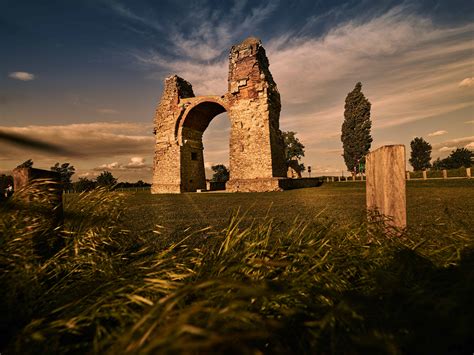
[1,0,473,181]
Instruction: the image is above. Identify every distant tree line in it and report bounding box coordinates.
[339,82,472,175]
[0,159,151,194]
[409,138,472,171]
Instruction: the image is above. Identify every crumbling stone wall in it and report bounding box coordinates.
[152,37,287,193]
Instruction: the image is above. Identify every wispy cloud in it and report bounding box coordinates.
[107,0,162,32]
[266,8,473,133]
[8,71,35,81]
[134,5,473,136]
[438,146,455,152]
[94,156,151,171]
[168,1,278,61]
[428,130,448,137]
[97,108,119,114]
[432,136,474,156]
[129,4,473,173]
[0,122,153,161]
[459,77,474,88]
[111,0,278,63]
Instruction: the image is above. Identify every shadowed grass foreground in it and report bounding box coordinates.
[0,180,473,354]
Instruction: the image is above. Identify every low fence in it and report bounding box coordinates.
[323,167,471,183]
[407,167,471,180]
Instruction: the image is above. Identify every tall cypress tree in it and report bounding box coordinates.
[341,82,372,174]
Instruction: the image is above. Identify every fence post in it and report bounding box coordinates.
[467,167,471,178]
[406,171,410,180]
[442,169,447,179]
[366,145,406,233]
[422,170,427,180]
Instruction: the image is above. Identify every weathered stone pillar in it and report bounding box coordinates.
[366,145,406,232]
[226,37,287,192]
[467,167,471,178]
[442,169,447,179]
[13,167,64,258]
[422,170,427,180]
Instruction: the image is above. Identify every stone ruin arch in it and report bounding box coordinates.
[152,37,290,193]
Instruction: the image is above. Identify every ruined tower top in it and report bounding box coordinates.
[234,36,261,50]
[227,36,277,101]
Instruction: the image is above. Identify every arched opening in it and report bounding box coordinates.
[203,112,230,180]
[180,100,229,192]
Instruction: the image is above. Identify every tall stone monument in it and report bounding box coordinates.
[151,37,287,193]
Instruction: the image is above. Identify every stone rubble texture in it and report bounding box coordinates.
[152,37,288,193]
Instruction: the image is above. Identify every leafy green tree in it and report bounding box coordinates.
[51,162,75,189]
[96,171,117,187]
[73,177,96,192]
[282,131,306,172]
[446,148,473,168]
[341,82,372,174]
[136,180,146,187]
[431,157,444,170]
[409,137,432,171]
[434,148,473,169]
[211,165,230,182]
[16,159,33,168]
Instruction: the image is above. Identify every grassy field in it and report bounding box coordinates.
[122,179,473,245]
[1,179,473,354]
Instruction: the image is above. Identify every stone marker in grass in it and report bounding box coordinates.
[366,145,406,233]
[13,167,64,259]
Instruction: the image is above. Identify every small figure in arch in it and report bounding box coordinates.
[5,184,13,198]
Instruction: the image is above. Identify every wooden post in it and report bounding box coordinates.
[331,176,335,182]
[442,169,447,179]
[467,167,471,178]
[422,170,427,180]
[366,145,406,232]
[338,176,341,182]
[13,167,64,259]
[406,171,410,180]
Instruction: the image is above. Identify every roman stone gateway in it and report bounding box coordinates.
[151,37,288,193]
